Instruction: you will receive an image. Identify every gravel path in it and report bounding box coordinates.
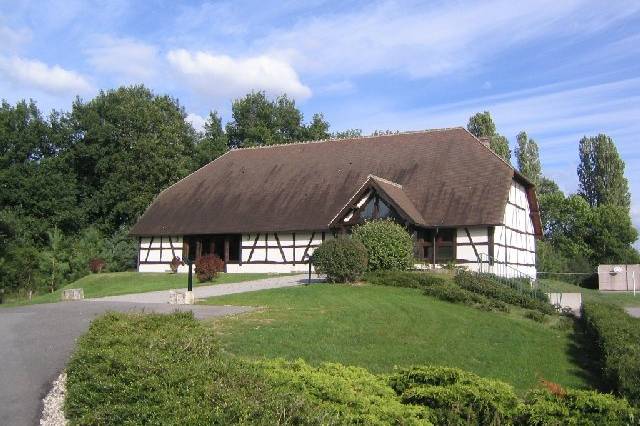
[40,373,67,426]
[87,273,309,304]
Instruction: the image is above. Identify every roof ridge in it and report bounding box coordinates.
[368,174,403,188]
[230,127,467,151]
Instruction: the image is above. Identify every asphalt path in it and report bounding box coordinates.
[0,301,250,426]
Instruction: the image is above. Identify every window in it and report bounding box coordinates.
[416,228,456,263]
[357,195,402,222]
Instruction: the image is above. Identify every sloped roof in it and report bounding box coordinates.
[130,127,540,236]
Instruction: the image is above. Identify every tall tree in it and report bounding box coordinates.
[577,134,630,209]
[69,85,197,234]
[515,131,542,186]
[305,113,331,140]
[195,112,228,168]
[466,111,511,162]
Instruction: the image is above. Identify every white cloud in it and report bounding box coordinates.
[186,112,206,132]
[258,0,640,79]
[0,24,30,52]
[0,55,92,95]
[85,36,159,81]
[166,49,311,100]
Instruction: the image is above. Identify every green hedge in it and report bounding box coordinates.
[352,219,414,271]
[365,270,446,289]
[519,388,636,425]
[455,271,555,314]
[582,301,640,404]
[312,238,368,283]
[422,281,510,313]
[389,366,520,425]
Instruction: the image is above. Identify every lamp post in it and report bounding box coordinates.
[186,258,193,292]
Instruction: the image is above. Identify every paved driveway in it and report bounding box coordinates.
[88,273,308,304]
[0,301,251,426]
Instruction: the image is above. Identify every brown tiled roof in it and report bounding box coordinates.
[130,127,541,236]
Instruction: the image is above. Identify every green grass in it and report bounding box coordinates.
[203,283,589,393]
[1,271,282,307]
[541,278,640,308]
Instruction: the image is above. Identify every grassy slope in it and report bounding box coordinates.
[203,284,588,393]
[542,278,640,307]
[2,272,281,307]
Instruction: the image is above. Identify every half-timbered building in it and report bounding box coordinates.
[130,127,542,278]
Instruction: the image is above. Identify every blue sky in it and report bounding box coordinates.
[1,0,639,245]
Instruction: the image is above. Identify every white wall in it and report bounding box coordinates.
[138,236,187,272]
[492,181,537,279]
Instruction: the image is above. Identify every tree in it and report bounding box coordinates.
[538,176,561,196]
[466,111,511,162]
[578,134,630,209]
[226,92,330,148]
[515,132,542,186]
[195,112,228,168]
[332,129,363,139]
[588,204,639,264]
[69,85,198,234]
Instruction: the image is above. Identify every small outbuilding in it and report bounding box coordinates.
[598,264,640,291]
[130,128,542,278]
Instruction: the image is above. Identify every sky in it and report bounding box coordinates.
[1,0,639,245]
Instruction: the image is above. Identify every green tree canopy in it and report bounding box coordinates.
[466,111,511,162]
[226,92,329,148]
[195,112,228,168]
[69,85,197,234]
[515,131,542,186]
[578,134,630,209]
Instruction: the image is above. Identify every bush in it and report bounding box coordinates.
[261,359,430,425]
[524,310,547,323]
[365,270,446,289]
[169,256,184,273]
[195,254,224,282]
[389,366,520,425]
[312,238,368,283]
[455,271,555,314]
[352,219,413,271]
[582,301,640,404]
[422,281,509,313]
[518,388,637,425]
[88,258,106,273]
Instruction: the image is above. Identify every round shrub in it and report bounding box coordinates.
[195,254,224,282]
[352,219,413,271]
[312,238,368,283]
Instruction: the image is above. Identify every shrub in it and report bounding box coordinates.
[312,238,368,283]
[169,256,184,274]
[582,301,640,404]
[88,258,106,273]
[389,366,520,425]
[195,254,224,282]
[524,310,547,323]
[422,281,510,313]
[518,388,637,425]
[352,219,413,271]
[455,271,555,314]
[365,270,446,289]
[260,359,431,425]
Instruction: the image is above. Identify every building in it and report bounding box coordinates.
[130,128,542,278]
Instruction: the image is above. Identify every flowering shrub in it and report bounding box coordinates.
[195,254,224,282]
[88,258,106,273]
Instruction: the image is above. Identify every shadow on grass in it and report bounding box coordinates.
[565,317,606,392]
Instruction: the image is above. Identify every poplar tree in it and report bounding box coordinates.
[515,131,542,186]
[577,134,630,209]
[466,111,511,163]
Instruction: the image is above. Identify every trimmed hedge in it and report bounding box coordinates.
[519,388,636,425]
[261,360,431,425]
[422,281,510,313]
[352,219,414,271]
[365,270,446,289]
[390,366,520,425]
[312,238,368,283]
[455,271,555,314]
[582,301,640,404]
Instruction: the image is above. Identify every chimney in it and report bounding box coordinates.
[478,136,491,148]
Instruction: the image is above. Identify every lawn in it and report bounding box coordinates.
[1,271,281,307]
[542,278,640,308]
[203,283,591,393]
